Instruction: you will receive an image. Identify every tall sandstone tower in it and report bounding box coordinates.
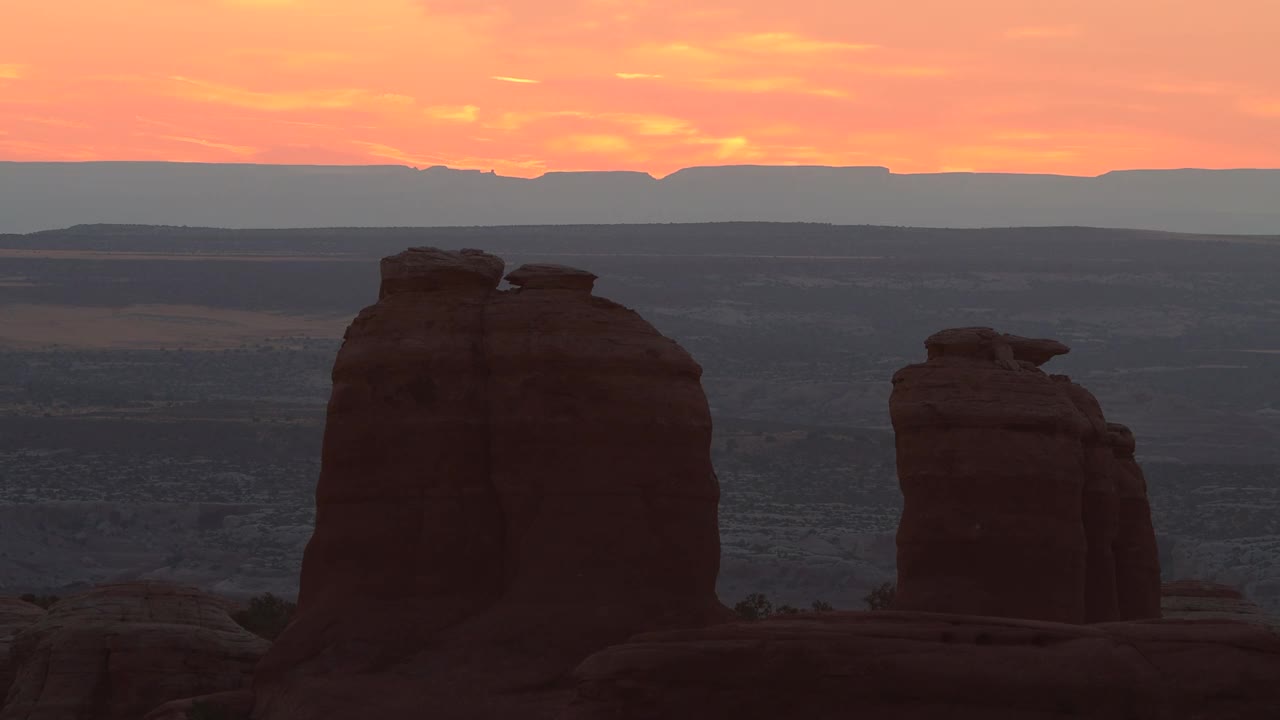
[890,327,1162,623]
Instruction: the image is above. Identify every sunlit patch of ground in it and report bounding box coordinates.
[0,249,362,262]
[0,303,349,349]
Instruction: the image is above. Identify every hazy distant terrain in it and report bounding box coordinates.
[1,223,1278,611]
[5,163,1280,234]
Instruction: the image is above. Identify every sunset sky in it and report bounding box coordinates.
[2,0,1278,177]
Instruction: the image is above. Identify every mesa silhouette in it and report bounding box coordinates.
[5,162,1280,234]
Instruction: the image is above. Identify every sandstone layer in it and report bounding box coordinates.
[889,327,1161,623]
[250,248,727,720]
[1162,581,1280,629]
[1,583,267,720]
[563,611,1280,720]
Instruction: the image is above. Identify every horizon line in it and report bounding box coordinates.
[3,159,1280,182]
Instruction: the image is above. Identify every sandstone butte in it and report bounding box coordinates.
[248,249,730,720]
[49,256,1262,720]
[888,327,1163,623]
[1,582,267,720]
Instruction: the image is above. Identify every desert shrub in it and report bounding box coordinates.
[864,582,896,610]
[733,592,774,621]
[734,594,836,620]
[19,593,60,609]
[232,592,297,641]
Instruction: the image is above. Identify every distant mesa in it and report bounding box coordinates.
[5,162,1280,233]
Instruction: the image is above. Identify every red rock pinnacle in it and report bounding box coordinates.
[891,327,1160,623]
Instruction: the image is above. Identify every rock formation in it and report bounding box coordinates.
[889,327,1161,623]
[1162,581,1280,628]
[0,599,44,701]
[1,583,267,720]
[249,248,727,720]
[562,610,1280,720]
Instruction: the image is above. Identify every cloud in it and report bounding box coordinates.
[21,115,90,128]
[221,0,301,7]
[1238,98,1280,117]
[425,104,480,122]
[688,135,759,160]
[722,32,877,54]
[154,135,259,156]
[548,134,633,153]
[491,75,540,84]
[615,72,663,80]
[605,113,698,136]
[1004,26,1080,39]
[352,141,451,167]
[225,49,354,70]
[1141,81,1230,96]
[165,76,415,111]
[696,76,849,97]
[0,64,24,79]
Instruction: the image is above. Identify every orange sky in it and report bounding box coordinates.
[2,0,1278,177]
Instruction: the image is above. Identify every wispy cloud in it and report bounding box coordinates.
[491,75,540,84]
[1141,81,1230,96]
[352,140,450,166]
[1004,26,1080,39]
[425,104,480,121]
[1238,98,1280,117]
[165,76,414,111]
[696,76,849,97]
[221,0,301,7]
[722,32,877,54]
[548,134,633,153]
[0,64,25,79]
[154,135,259,155]
[615,72,663,80]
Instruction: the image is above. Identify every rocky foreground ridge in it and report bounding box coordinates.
[1,248,1277,719]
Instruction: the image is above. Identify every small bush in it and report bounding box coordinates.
[864,582,896,611]
[734,594,836,620]
[733,592,774,621]
[232,593,297,641]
